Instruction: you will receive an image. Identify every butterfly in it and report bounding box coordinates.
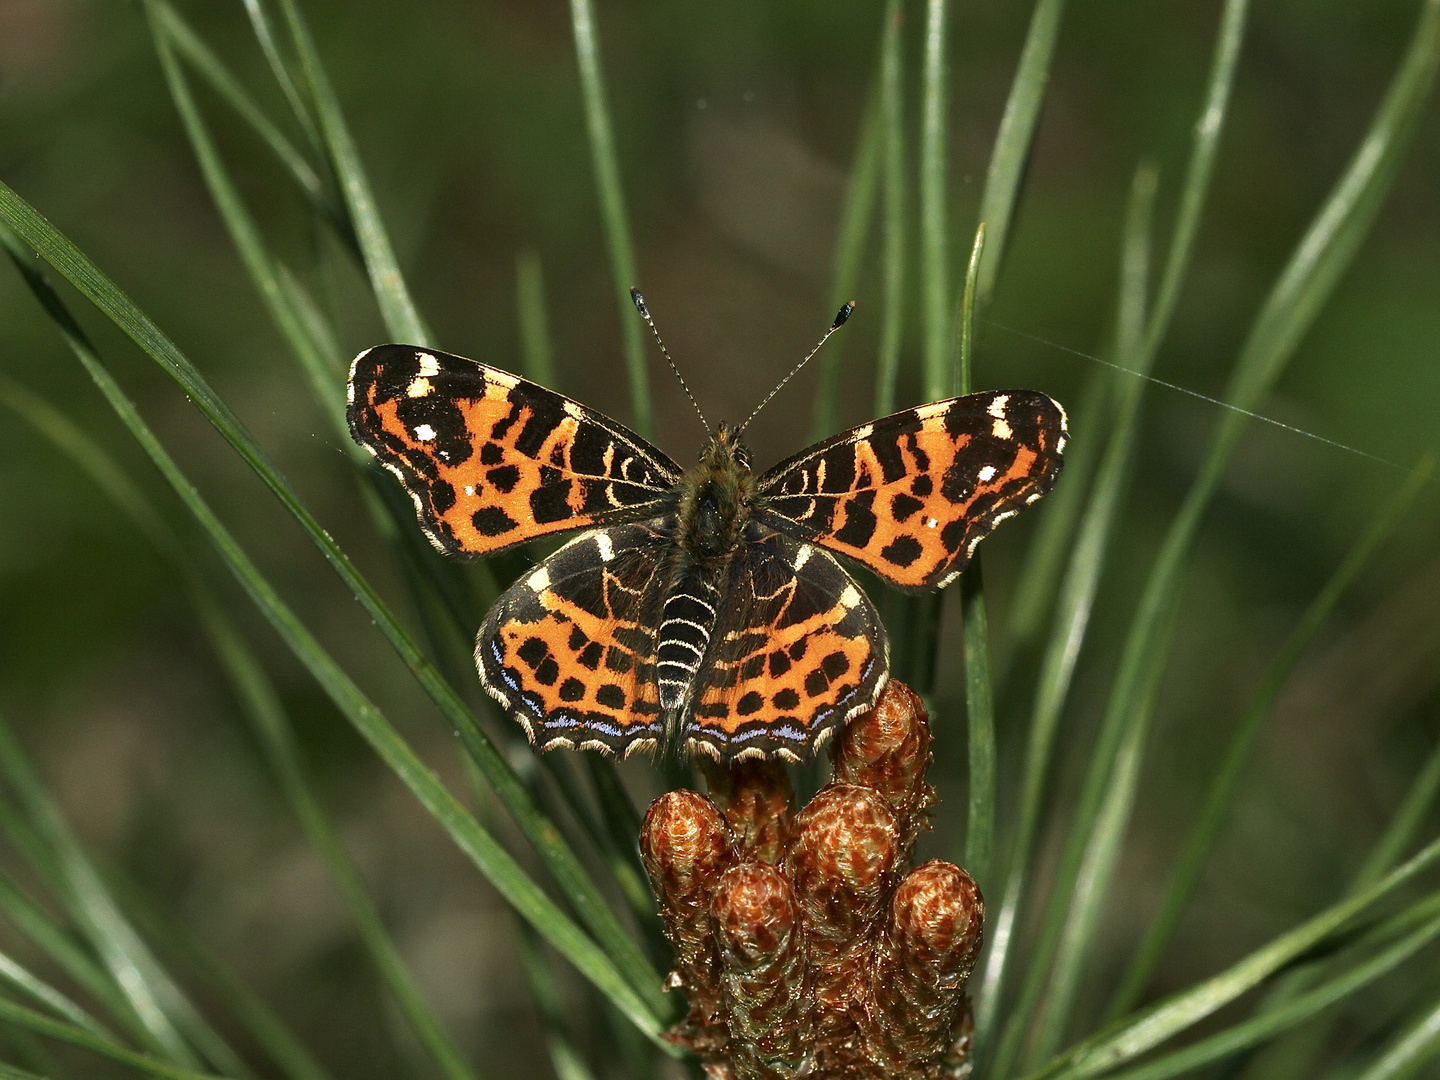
[347,294,1066,762]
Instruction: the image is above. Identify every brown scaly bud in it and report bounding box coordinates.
[832,681,936,864]
[640,790,732,1034]
[643,681,981,1079]
[701,757,795,863]
[712,863,812,1078]
[785,782,898,1040]
[864,861,984,1071]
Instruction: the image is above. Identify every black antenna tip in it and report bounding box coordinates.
[629,287,648,316]
[833,300,856,328]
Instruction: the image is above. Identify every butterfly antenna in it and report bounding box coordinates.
[630,288,712,438]
[735,301,855,436]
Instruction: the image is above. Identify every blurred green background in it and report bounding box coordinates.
[1,0,1438,1076]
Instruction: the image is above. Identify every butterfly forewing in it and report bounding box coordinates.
[477,523,670,756]
[755,390,1066,591]
[348,345,682,557]
[685,529,888,763]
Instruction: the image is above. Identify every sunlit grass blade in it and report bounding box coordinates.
[956,224,995,889]
[569,0,652,437]
[0,1062,49,1080]
[872,0,907,419]
[239,0,325,159]
[1021,165,1159,1065]
[115,892,334,1080]
[810,45,883,440]
[1350,991,1440,1080]
[0,722,218,1071]
[0,224,669,1040]
[919,0,951,403]
[197,602,483,1080]
[0,994,227,1080]
[0,868,146,1043]
[1090,894,1440,1080]
[976,163,1159,1064]
[147,1,334,225]
[272,0,430,345]
[992,0,1440,1068]
[0,189,669,1025]
[147,7,348,442]
[1004,0,1245,653]
[1108,457,1434,1020]
[516,249,558,388]
[1000,366,1108,655]
[973,0,1068,308]
[1232,671,1440,1080]
[1017,834,1440,1080]
[0,950,114,1040]
[984,0,1247,1035]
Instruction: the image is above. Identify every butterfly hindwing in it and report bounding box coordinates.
[477,523,670,756]
[348,345,682,557]
[755,390,1066,591]
[685,528,888,763]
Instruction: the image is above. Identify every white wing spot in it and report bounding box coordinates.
[563,400,584,421]
[416,353,441,377]
[407,377,432,397]
[925,517,939,529]
[596,533,615,562]
[463,486,475,496]
[839,584,861,608]
[413,424,437,441]
[853,423,874,440]
[527,567,551,592]
[487,368,519,390]
[978,465,998,482]
[794,544,814,571]
[988,395,1013,439]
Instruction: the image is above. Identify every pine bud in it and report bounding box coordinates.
[864,860,984,1069]
[712,863,811,1077]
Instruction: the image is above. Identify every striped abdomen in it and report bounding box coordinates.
[656,573,721,710]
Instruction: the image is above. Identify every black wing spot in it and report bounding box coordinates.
[518,637,549,668]
[890,492,924,522]
[596,684,626,708]
[487,464,520,492]
[833,491,878,548]
[473,506,519,537]
[772,688,800,710]
[530,483,574,524]
[559,677,586,702]
[736,691,764,716]
[880,534,923,568]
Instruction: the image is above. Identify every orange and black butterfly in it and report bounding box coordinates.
[347,295,1066,762]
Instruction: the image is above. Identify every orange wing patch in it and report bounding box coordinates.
[756,391,1066,591]
[478,525,669,756]
[686,531,888,763]
[348,345,681,557]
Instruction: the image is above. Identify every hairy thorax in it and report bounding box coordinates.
[675,423,756,566]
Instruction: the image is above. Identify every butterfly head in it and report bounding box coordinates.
[679,422,755,563]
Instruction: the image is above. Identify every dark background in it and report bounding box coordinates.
[1,1,1438,1076]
